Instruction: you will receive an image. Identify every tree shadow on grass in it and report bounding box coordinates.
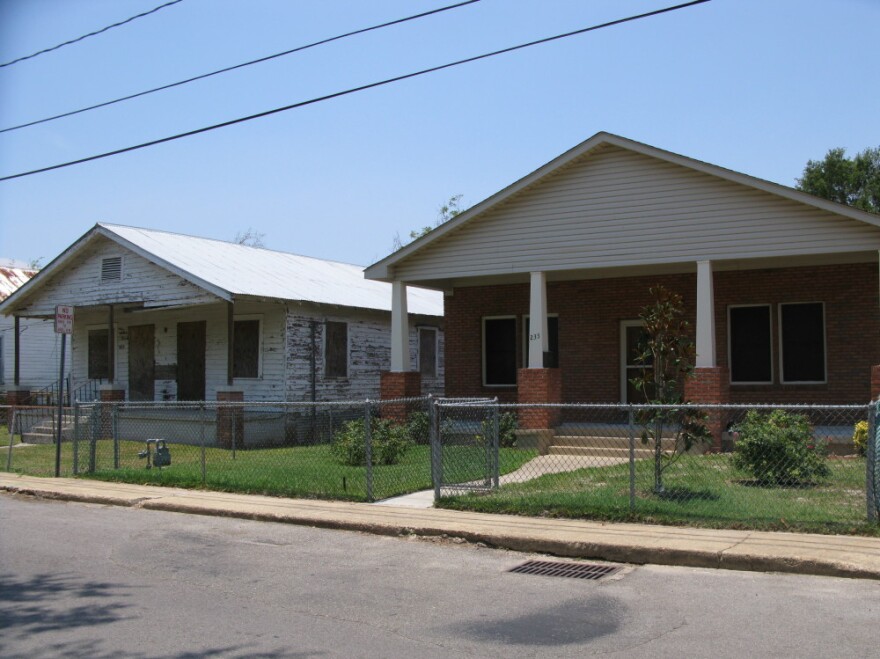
[734,479,820,489]
[653,486,720,503]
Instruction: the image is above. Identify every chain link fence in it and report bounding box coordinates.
[5,398,880,532]
[434,401,880,533]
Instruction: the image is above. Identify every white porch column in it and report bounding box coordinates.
[695,260,716,368]
[390,280,410,372]
[528,271,549,368]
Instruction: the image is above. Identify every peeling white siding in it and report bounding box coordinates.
[394,145,880,281]
[15,236,216,317]
[0,316,69,391]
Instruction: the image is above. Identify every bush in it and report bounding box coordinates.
[732,410,830,485]
[331,418,412,466]
[406,411,430,445]
[853,420,869,457]
[478,412,518,448]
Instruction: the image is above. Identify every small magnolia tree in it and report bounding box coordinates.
[631,286,711,493]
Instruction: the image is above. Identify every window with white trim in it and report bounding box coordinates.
[483,317,516,386]
[728,305,773,384]
[780,302,826,383]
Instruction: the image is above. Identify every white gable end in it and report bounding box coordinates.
[394,145,880,281]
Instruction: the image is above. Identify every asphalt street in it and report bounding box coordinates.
[2,493,878,658]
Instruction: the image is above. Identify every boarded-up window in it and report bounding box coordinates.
[483,317,516,386]
[729,306,772,383]
[325,321,348,378]
[88,329,109,379]
[233,319,260,378]
[781,302,825,383]
[419,328,437,378]
[100,257,122,283]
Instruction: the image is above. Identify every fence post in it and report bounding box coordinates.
[430,399,441,502]
[200,402,207,485]
[88,405,98,473]
[868,402,878,523]
[112,404,119,470]
[5,410,15,472]
[628,406,636,513]
[492,398,500,489]
[364,400,373,502]
[73,401,80,476]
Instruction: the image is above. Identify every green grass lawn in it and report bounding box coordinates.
[438,453,878,535]
[0,433,536,502]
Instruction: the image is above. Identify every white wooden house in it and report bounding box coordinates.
[0,262,71,398]
[0,224,444,405]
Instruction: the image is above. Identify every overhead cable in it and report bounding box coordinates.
[0,0,185,69]
[0,0,711,182]
[0,0,482,133]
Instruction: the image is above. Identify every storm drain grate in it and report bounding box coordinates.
[508,560,621,580]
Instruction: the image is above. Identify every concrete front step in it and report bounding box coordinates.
[552,435,678,450]
[548,446,665,458]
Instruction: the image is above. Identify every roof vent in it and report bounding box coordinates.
[101,257,122,283]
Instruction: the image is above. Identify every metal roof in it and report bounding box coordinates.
[0,267,37,302]
[100,224,443,316]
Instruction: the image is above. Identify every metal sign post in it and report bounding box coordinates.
[54,305,73,477]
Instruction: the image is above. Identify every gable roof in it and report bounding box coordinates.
[2,224,443,317]
[365,132,880,282]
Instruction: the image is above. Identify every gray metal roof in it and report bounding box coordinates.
[101,224,443,316]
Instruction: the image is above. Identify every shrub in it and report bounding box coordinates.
[732,410,830,485]
[853,420,869,457]
[331,418,412,466]
[477,412,518,448]
[406,411,430,445]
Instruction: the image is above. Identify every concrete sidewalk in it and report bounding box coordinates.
[3,472,880,580]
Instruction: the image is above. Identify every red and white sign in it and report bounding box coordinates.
[54,305,74,334]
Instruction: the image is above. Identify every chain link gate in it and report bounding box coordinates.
[431,399,500,498]
[869,401,880,521]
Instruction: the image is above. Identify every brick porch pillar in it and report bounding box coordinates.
[516,368,561,454]
[5,386,31,433]
[871,365,880,402]
[99,385,125,440]
[380,371,421,423]
[683,367,730,452]
[217,388,244,450]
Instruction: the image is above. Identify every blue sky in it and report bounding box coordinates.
[1,0,877,268]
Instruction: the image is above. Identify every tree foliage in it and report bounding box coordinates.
[234,227,266,247]
[631,285,711,493]
[796,146,880,214]
[392,194,464,251]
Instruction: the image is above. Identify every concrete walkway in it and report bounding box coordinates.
[3,472,880,580]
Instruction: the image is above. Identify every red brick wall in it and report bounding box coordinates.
[445,262,879,405]
[517,367,562,429]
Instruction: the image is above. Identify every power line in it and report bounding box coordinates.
[0,0,483,134]
[0,0,711,183]
[0,0,185,69]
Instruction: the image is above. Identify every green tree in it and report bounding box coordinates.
[392,194,464,251]
[631,286,711,493]
[796,146,880,214]
[234,227,266,247]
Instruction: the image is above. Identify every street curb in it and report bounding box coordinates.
[3,480,880,581]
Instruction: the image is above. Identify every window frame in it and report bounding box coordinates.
[324,320,349,379]
[232,315,262,380]
[778,301,827,385]
[727,303,774,385]
[418,326,438,379]
[482,315,517,388]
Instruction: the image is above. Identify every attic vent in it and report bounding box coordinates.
[101,257,122,283]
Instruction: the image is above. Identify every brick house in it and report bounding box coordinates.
[366,133,880,430]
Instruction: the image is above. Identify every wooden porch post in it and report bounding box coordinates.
[13,315,20,386]
[107,305,115,383]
